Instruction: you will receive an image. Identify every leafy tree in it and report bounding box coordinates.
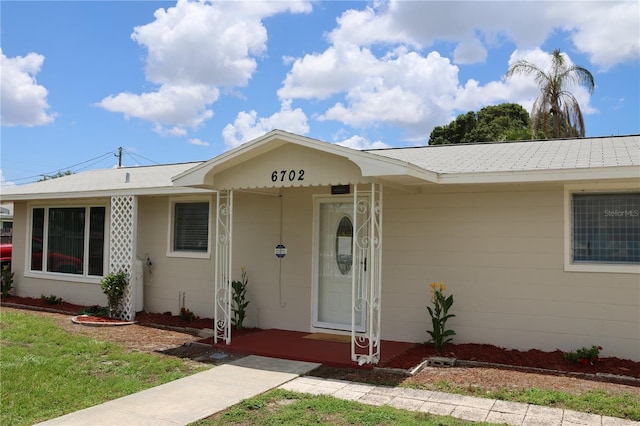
[507,49,595,139]
[38,171,72,181]
[429,103,531,145]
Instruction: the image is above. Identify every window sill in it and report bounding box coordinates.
[24,271,102,284]
[166,251,211,260]
[564,262,640,274]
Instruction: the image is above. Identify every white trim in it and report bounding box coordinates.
[24,201,109,282]
[564,183,640,274]
[166,196,213,259]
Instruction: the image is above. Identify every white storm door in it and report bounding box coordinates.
[313,199,365,332]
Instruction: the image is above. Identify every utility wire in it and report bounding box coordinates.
[7,151,116,183]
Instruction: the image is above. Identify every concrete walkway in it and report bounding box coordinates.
[38,355,636,426]
[281,376,638,425]
[37,356,320,426]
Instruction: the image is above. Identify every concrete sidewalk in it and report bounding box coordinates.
[280,376,637,426]
[38,355,636,426]
[36,356,320,426]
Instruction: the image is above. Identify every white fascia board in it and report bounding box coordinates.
[436,165,640,184]
[1,187,214,201]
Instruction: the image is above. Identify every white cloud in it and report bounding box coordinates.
[0,49,55,127]
[222,100,309,149]
[188,138,209,147]
[336,135,389,150]
[282,46,459,141]
[277,1,626,141]
[0,169,16,190]
[98,83,218,135]
[98,0,311,135]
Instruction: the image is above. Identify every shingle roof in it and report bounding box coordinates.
[368,135,640,175]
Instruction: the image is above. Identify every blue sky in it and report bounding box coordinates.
[2,0,639,187]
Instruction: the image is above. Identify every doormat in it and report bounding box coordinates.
[303,333,351,343]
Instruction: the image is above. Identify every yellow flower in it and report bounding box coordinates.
[430,282,438,290]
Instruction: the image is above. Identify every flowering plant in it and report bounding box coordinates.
[564,345,602,365]
[426,281,456,349]
[179,307,196,322]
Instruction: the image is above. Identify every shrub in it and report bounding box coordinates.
[1,265,14,297]
[100,271,128,317]
[564,345,602,365]
[40,294,64,305]
[179,307,196,322]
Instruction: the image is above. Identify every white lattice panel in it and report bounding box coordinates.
[109,195,137,321]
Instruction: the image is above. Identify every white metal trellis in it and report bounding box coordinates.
[109,195,137,321]
[351,183,383,365]
[214,190,233,344]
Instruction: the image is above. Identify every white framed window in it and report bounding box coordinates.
[565,184,640,273]
[167,197,212,258]
[27,204,107,279]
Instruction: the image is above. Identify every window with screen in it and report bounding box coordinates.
[572,193,640,264]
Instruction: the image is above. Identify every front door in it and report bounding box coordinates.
[313,199,365,332]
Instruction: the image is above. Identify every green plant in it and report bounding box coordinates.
[179,307,196,322]
[100,271,128,317]
[426,281,456,350]
[1,264,14,297]
[564,345,603,366]
[40,294,64,305]
[231,267,249,330]
[81,305,109,317]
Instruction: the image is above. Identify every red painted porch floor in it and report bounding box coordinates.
[206,329,415,369]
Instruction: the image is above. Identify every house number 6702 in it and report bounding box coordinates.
[271,169,305,182]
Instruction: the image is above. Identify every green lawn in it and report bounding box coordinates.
[0,310,208,426]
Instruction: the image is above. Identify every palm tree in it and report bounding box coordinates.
[507,49,594,139]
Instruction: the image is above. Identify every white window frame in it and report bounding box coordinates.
[167,196,213,259]
[564,183,640,274]
[25,202,109,284]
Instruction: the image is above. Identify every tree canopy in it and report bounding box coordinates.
[428,103,531,145]
[507,49,594,139]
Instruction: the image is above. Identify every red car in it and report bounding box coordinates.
[0,241,83,274]
[0,243,11,269]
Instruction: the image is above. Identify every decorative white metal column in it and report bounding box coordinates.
[214,190,233,344]
[351,183,383,365]
[109,195,137,321]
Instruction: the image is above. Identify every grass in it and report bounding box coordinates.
[409,380,640,421]
[192,389,489,426]
[0,310,208,426]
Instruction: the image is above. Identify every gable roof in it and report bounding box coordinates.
[1,162,210,201]
[171,129,434,188]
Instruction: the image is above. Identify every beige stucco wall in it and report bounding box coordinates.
[381,183,639,361]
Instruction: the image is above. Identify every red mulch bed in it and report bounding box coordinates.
[3,295,638,378]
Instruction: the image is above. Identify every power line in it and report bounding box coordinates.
[7,151,117,183]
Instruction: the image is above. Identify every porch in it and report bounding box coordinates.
[207,329,415,369]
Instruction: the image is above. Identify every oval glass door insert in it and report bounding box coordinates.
[335,215,353,275]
